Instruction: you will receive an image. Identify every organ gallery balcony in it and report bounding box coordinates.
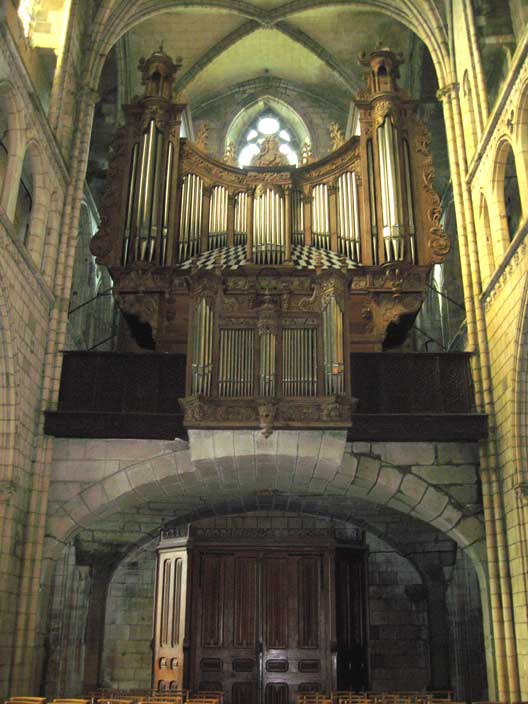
[44,48,485,442]
[44,351,487,441]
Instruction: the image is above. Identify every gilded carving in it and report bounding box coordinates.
[373,100,395,128]
[251,137,288,167]
[329,122,346,151]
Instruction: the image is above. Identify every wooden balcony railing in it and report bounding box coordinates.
[45,352,487,441]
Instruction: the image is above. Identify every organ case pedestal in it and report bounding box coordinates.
[152,517,368,703]
[90,47,450,435]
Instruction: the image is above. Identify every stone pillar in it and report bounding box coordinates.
[423,574,451,691]
[83,559,115,692]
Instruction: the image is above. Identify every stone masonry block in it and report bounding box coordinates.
[436,443,479,464]
[367,466,402,504]
[400,475,428,504]
[212,430,235,458]
[413,486,449,522]
[103,471,133,502]
[448,516,484,547]
[233,430,256,457]
[340,453,358,478]
[297,431,323,458]
[430,503,463,532]
[188,429,216,461]
[411,465,478,485]
[277,430,300,457]
[372,442,435,466]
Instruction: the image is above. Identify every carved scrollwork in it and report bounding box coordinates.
[90,125,129,263]
[116,292,159,334]
[373,99,395,128]
[429,226,451,263]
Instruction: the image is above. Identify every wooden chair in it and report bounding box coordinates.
[186,698,219,704]
[191,692,223,704]
[96,698,134,704]
[297,694,331,704]
[7,698,47,704]
[334,692,369,704]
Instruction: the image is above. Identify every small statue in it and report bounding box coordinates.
[195,122,209,151]
[251,136,288,167]
[329,121,345,151]
[223,141,236,166]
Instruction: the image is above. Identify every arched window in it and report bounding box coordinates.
[238,111,300,168]
[479,193,495,282]
[14,150,33,244]
[503,147,522,241]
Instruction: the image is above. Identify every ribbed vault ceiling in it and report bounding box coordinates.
[119,5,418,110]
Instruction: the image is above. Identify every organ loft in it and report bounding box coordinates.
[91,47,450,438]
[85,47,453,699]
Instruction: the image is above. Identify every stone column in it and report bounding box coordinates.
[83,559,115,692]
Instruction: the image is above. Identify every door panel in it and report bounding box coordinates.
[261,554,328,704]
[193,553,259,703]
[154,548,188,691]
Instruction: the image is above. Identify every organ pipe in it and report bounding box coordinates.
[179,174,203,261]
[291,190,304,246]
[322,296,344,395]
[191,297,213,395]
[218,328,254,396]
[337,172,361,262]
[253,189,285,264]
[378,115,405,261]
[312,184,330,250]
[367,139,379,265]
[403,139,417,263]
[259,330,276,397]
[234,192,247,245]
[209,185,228,250]
[160,141,174,265]
[122,142,139,265]
[282,328,317,397]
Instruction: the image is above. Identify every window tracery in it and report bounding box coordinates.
[238,111,300,168]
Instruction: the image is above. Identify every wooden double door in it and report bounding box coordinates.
[191,549,333,704]
[153,532,368,704]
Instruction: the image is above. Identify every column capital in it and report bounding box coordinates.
[80,83,101,104]
[436,82,460,102]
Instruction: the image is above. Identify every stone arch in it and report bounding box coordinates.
[45,434,484,560]
[21,139,50,266]
[0,79,26,219]
[514,79,528,183]
[491,138,524,251]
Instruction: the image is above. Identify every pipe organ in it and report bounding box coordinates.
[91,47,450,436]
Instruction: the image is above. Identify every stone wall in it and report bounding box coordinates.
[102,545,157,690]
[367,534,430,691]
